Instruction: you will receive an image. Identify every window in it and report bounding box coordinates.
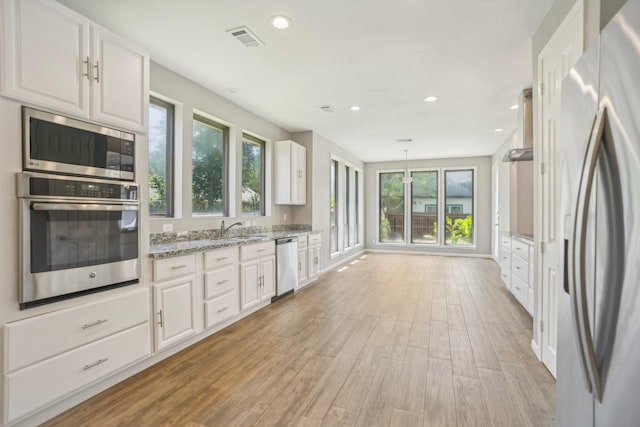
[345,165,351,248]
[148,97,174,216]
[445,169,474,246]
[411,171,438,244]
[330,159,339,254]
[379,172,405,243]
[355,170,360,245]
[242,133,265,215]
[192,115,228,216]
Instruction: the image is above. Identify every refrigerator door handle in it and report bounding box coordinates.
[572,107,607,402]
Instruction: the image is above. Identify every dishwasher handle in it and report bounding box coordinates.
[276,237,297,245]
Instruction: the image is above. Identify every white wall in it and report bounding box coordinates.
[364,156,493,256]
[291,131,365,271]
[149,62,294,233]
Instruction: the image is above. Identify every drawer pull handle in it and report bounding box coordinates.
[83,358,108,371]
[82,319,108,329]
[171,264,188,270]
[516,266,521,270]
[217,307,229,313]
[257,249,266,253]
[217,280,229,285]
[216,257,228,261]
[515,286,521,291]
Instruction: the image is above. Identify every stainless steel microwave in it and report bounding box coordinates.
[23,107,135,180]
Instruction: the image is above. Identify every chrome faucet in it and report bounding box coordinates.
[220,220,243,238]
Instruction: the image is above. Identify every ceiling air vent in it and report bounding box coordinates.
[319,105,336,113]
[227,26,264,48]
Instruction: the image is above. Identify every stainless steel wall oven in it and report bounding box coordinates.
[19,172,140,309]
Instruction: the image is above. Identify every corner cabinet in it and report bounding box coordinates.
[152,254,198,351]
[1,0,149,132]
[274,140,306,205]
[240,241,276,310]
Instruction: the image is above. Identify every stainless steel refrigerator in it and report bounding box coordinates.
[557,0,640,425]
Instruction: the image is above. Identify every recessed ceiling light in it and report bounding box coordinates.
[495,128,504,132]
[350,105,361,111]
[510,104,519,110]
[270,15,292,30]
[424,96,439,103]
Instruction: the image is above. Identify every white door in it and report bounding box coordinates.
[91,23,148,132]
[536,3,583,377]
[261,256,276,300]
[153,278,196,351]
[240,261,260,310]
[2,0,90,117]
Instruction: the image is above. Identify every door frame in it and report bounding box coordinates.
[533,0,583,374]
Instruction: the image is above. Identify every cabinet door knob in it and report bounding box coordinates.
[94,61,100,83]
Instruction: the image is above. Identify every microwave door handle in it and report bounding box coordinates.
[572,107,607,402]
[31,203,139,212]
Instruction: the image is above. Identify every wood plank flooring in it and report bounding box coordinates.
[43,253,555,427]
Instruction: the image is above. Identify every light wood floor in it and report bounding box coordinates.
[44,253,555,427]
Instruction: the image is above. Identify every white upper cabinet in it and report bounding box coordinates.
[90,24,148,131]
[1,0,149,132]
[274,140,307,205]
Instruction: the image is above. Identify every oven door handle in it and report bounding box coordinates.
[31,203,139,212]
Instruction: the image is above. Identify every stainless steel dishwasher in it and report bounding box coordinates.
[274,237,298,300]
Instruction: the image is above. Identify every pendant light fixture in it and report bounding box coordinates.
[402,149,413,184]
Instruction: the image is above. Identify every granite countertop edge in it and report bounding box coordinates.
[149,230,321,259]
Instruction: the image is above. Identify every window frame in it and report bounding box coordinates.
[375,166,477,249]
[330,158,339,255]
[191,114,229,217]
[409,168,440,245]
[376,169,407,245]
[241,132,266,216]
[148,96,175,218]
[443,167,477,247]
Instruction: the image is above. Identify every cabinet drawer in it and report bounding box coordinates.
[6,323,150,423]
[308,233,321,246]
[501,267,511,287]
[153,254,196,281]
[501,235,512,248]
[204,265,237,299]
[204,291,239,328]
[511,274,528,308]
[499,248,511,269]
[511,254,529,284]
[240,241,275,261]
[6,289,148,372]
[511,239,530,262]
[297,235,308,246]
[204,246,238,270]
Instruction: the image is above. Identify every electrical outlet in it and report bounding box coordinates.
[162,223,173,232]
[252,220,257,226]
[284,212,287,221]
[244,221,250,226]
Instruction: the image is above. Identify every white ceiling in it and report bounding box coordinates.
[58,0,553,163]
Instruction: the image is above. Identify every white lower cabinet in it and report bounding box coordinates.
[3,289,150,424]
[203,247,239,329]
[240,241,275,311]
[152,254,197,351]
[6,323,150,423]
[299,233,321,288]
[501,236,534,316]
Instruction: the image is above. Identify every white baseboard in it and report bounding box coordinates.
[365,248,493,259]
[531,338,541,360]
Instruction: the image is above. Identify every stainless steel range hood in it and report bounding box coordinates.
[503,88,533,162]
